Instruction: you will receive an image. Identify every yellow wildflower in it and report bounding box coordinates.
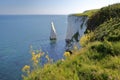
[31,53,41,65]
[64,52,70,57]
[37,53,40,58]
[80,32,94,47]
[45,55,50,61]
[61,58,64,61]
[31,51,35,56]
[22,65,30,73]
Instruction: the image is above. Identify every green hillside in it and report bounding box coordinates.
[87,3,120,30]
[22,3,120,80]
[73,9,99,18]
[92,18,120,42]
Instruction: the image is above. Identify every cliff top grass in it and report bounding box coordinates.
[73,9,99,18]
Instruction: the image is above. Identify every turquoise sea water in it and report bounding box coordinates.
[0,15,67,80]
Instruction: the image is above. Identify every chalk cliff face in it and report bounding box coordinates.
[66,15,88,42]
[65,15,88,51]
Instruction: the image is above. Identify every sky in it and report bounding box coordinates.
[0,0,119,15]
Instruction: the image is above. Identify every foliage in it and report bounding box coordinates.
[91,41,120,56]
[92,18,120,41]
[80,31,94,47]
[73,9,99,18]
[22,47,45,79]
[23,41,120,80]
[31,51,41,66]
[22,65,30,77]
[64,52,71,57]
[87,3,120,30]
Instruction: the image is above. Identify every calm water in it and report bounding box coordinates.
[0,15,67,80]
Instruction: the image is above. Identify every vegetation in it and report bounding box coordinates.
[93,18,120,41]
[87,3,120,30]
[73,9,99,18]
[22,3,120,80]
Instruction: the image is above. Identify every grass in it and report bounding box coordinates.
[73,9,99,18]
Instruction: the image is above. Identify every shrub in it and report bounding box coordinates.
[91,18,120,41]
[87,3,120,31]
[90,40,120,56]
[80,31,94,47]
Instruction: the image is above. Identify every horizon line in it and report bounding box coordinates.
[0,14,69,16]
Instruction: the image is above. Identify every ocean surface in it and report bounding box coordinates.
[0,15,67,80]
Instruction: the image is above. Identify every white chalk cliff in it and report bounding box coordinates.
[65,15,88,51]
[66,15,88,42]
[50,22,57,40]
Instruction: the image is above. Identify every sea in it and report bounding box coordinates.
[0,15,67,80]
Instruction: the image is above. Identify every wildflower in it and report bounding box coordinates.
[80,32,94,47]
[32,53,41,65]
[61,58,64,61]
[40,52,44,56]
[64,52,70,57]
[74,45,78,50]
[36,53,41,58]
[45,55,50,61]
[22,65,30,74]
[31,51,35,56]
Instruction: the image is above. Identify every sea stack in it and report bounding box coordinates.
[50,22,57,40]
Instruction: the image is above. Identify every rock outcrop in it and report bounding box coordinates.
[50,22,57,40]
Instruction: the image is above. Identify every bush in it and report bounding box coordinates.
[87,3,120,31]
[91,18,120,41]
[91,40,120,56]
[80,31,94,47]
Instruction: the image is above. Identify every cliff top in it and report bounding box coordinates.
[73,9,99,18]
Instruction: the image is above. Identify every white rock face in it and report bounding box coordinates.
[50,22,57,40]
[66,15,88,41]
[65,15,88,51]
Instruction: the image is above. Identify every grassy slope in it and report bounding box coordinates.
[23,3,120,80]
[73,9,99,18]
[93,18,120,41]
[87,3,120,30]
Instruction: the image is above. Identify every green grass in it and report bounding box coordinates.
[73,9,99,18]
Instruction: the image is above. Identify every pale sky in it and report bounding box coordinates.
[0,0,119,15]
